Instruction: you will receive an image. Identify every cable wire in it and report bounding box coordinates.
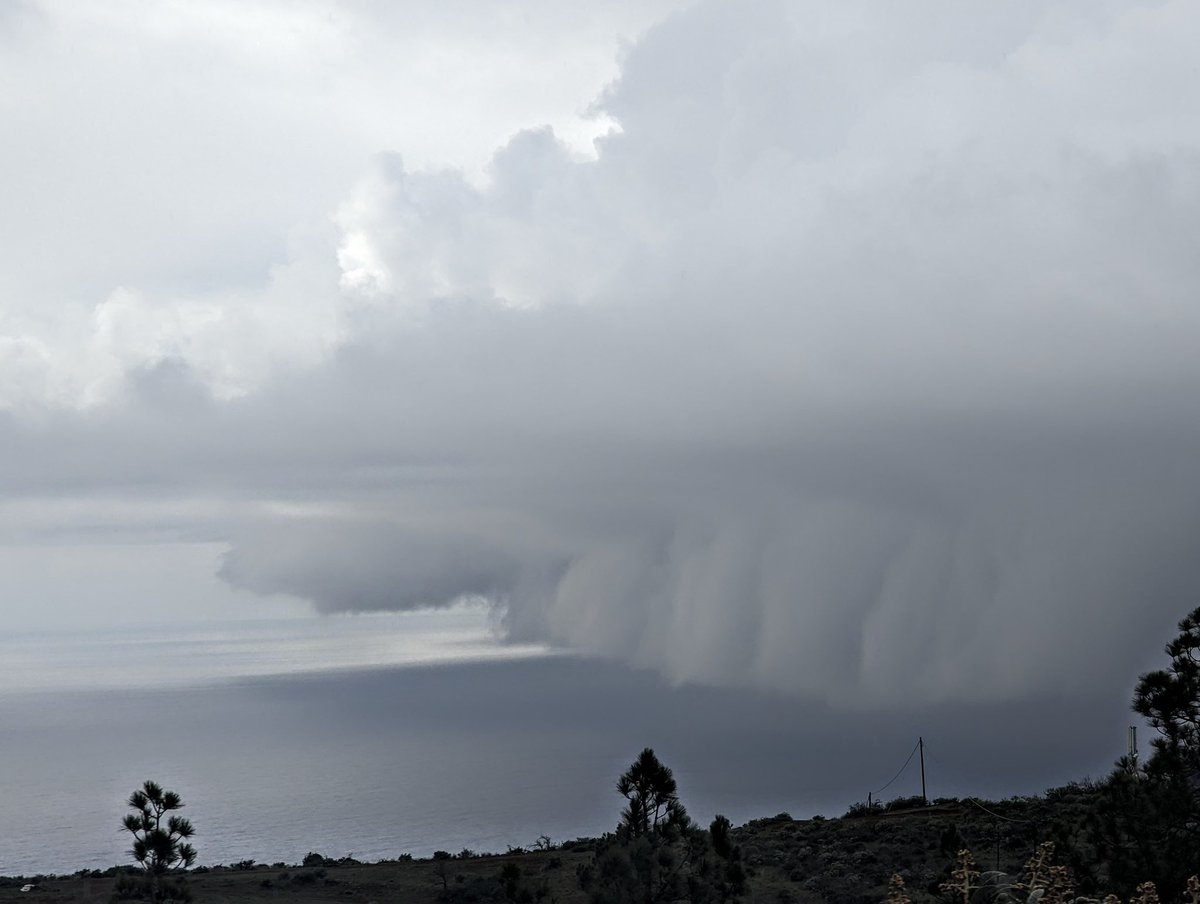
[965,797,1029,823]
[920,741,1030,822]
[874,739,921,795]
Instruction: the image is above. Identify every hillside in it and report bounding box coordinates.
[0,786,1112,904]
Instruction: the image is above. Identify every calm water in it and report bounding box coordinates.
[0,608,550,693]
[0,612,1128,876]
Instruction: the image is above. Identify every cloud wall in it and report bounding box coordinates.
[5,0,1200,706]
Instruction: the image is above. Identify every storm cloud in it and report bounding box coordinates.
[4,0,1200,707]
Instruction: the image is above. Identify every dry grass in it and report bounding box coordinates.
[0,851,591,904]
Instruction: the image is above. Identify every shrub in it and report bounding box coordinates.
[844,801,880,818]
[884,796,926,813]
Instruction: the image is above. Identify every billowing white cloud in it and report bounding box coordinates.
[0,0,682,407]
[4,0,1200,706]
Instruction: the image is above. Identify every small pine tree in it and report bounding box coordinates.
[616,748,679,838]
[707,815,746,904]
[581,750,744,904]
[117,781,197,903]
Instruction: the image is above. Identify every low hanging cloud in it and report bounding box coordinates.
[6,0,1200,706]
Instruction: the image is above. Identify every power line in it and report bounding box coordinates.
[874,739,921,796]
[965,797,1029,823]
[920,740,944,769]
[919,741,1029,824]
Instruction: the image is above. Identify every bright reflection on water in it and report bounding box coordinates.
[0,603,553,694]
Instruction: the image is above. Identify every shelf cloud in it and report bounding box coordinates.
[4,0,1200,706]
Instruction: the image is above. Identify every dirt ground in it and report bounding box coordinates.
[0,850,592,904]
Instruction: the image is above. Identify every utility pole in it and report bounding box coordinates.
[919,736,927,805]
[1128,726,1138,769]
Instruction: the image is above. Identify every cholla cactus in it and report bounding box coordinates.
[1130,882,1159,904]
[953,841,1081,904]
[942,849,982,904]
[1065,880,1181,904]
[925,843,1187,904]
[888,874,913,904]
[1004,842,1074,904]
[1016,843,1054,892]
[1041,865,1074,904]
[1016,845,1067,895]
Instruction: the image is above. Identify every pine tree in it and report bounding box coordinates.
[1090,605,1200,897]
[1134,606,1200,781]
[616,748,680,837]
[118,781,197,903]
[581,749,743,904]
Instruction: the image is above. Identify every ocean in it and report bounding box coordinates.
[0,609,1128,876]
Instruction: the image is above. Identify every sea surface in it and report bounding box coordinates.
[0,609,1128,876]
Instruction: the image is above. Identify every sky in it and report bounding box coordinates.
[2,0,1200,716]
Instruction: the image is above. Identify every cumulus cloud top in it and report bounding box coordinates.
[4,0,1200,706]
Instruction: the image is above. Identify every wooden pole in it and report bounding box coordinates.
[919,737,927,805]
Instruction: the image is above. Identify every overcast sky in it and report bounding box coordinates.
[3,0,1199,713]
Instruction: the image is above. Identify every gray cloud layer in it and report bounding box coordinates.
[5,0,1200,706]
